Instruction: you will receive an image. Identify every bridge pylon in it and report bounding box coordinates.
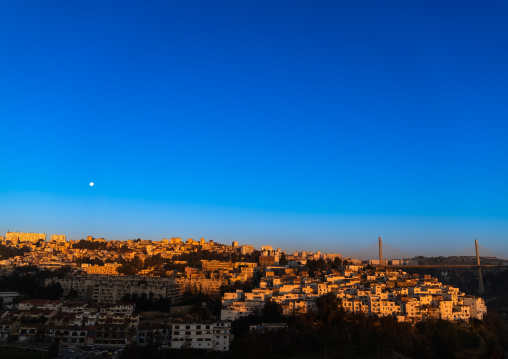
[475,239,485,294]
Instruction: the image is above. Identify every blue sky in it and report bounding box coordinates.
[1,1,507,258]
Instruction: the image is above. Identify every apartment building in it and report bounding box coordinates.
[47,275,183,305]
[201,260,234,271]
[463,296,487,320]
[5,232,46,244]
[171,321,231,351]
[171,322,214,349]
[176,277,226,296]
[82,263,121,275]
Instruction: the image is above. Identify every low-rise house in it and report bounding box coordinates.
[0,319,20,341]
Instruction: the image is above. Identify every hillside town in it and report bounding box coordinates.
[0,232,493,353]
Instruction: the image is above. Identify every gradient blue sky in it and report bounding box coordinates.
[1,1,507,258]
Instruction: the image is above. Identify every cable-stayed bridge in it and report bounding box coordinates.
[349,238,508,294]
[349,241,413,261]
[349,238,506,264]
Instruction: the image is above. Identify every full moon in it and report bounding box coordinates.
[90,182,94,187]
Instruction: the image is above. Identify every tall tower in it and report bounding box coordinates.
[379,237,383,266]
[475,239,485,294]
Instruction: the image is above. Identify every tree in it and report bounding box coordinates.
[0,244,28,259]
[306,258,328,276]
[39,283,63,300]
[117,263,138,276]
[279,253,288,266]
[331,257,342,269]
[262,299,284,323]
[66,288,79,300]
[316,293,343,325]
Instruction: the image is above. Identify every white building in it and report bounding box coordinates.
[171,322,231,351]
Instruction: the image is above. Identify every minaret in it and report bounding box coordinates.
[379,237,383,266]
[475,239,484,294]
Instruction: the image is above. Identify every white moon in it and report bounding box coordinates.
[90,182,94,187]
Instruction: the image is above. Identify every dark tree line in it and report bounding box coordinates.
[219,281,254,296]
[226,293,507,359]
[121,292,171,313]
[71,240,108,250]
[0,267,63,300]
[75,256,105,266]
[116,250,268,276]
[174,249,261,267]
[0,243,29,259]
[84,290,508,359]
[305,257,343,276]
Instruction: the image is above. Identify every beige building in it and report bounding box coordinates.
[176,277,227,295]
[240,245,254,255]
[170,238,182,245]
[82,263,121,275]
[50,234,66,242]
[201,260,233,271]
[463,296,487,320]
[6,232,46,244]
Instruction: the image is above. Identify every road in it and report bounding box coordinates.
[60,347,122,359]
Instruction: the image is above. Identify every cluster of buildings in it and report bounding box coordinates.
[220,265,487,323]
[0,232,339,298]
[45,275,183,306]
[0,231,492,351]
[0,299,232,351]
[0,233,341,273]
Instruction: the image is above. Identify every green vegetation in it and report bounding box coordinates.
[75,256,105,266]
[71,239,108,250]
[117,256,144,275]
[304,258,343,276]
[228,302,508,359]
[0,267,63,300]
[0,243,29,259]
[174,249,260,267]
[121,292,172,313]
[117,304,508,359]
